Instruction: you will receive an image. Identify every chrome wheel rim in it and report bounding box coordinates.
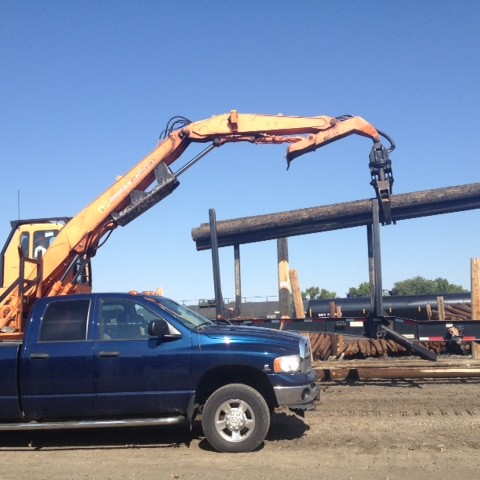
[214,398,255,443]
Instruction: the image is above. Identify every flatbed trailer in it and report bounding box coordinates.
[233,316,480,342]
[228,316,480,361]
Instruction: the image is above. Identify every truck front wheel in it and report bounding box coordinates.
[202,383,270,453]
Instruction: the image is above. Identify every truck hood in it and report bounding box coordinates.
[199,324,302,351]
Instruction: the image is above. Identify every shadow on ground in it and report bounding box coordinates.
[0,411,309,452]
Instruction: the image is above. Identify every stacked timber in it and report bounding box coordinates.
[306,333,451,361]
[308,333,396,360]
[429,302,472,321]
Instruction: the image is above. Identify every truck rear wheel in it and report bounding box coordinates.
[202,383,270,453]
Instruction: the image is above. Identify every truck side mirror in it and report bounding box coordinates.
[148,319,169,337]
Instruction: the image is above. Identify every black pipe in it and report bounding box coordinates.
[307,293,471,320]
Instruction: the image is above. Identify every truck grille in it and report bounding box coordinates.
[299,336,312,373]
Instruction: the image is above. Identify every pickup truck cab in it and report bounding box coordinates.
[0,293,319,452]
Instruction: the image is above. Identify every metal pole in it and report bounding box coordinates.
[209,209,224,319]
[367,224,375,315]
[234,244,241,316]
[371,199,384,317]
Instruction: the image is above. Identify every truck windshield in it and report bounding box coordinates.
[148,296,214,329]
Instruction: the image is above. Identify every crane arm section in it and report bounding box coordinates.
[0,110,393,337]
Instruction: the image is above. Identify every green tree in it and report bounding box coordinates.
[302,286,336,300]
[391,276,467,296]
[347,281,371,297]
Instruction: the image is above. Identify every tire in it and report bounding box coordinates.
[201,383,271,453]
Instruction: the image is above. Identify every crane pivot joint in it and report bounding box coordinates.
[369,142,394,225]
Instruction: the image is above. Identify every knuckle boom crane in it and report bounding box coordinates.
[0,110,394,339]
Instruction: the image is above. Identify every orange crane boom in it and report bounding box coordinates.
[0,110,394,338]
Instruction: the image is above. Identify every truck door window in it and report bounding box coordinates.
[100,300,152,340]
[39,299,90,342]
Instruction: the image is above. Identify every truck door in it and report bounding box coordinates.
[20,298,95,419]
[93,297,192,417]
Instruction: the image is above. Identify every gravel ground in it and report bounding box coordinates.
[1,378,479,479]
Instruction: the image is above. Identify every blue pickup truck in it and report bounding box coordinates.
[0,293,319,452]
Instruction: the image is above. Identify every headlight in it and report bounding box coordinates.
[274,354,301,373]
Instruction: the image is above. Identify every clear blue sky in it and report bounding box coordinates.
[1,1,480,303]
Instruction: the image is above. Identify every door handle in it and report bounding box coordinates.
[99,351,120,357]
[30,353,49,359]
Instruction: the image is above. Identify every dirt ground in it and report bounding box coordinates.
[1,378,479,480]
